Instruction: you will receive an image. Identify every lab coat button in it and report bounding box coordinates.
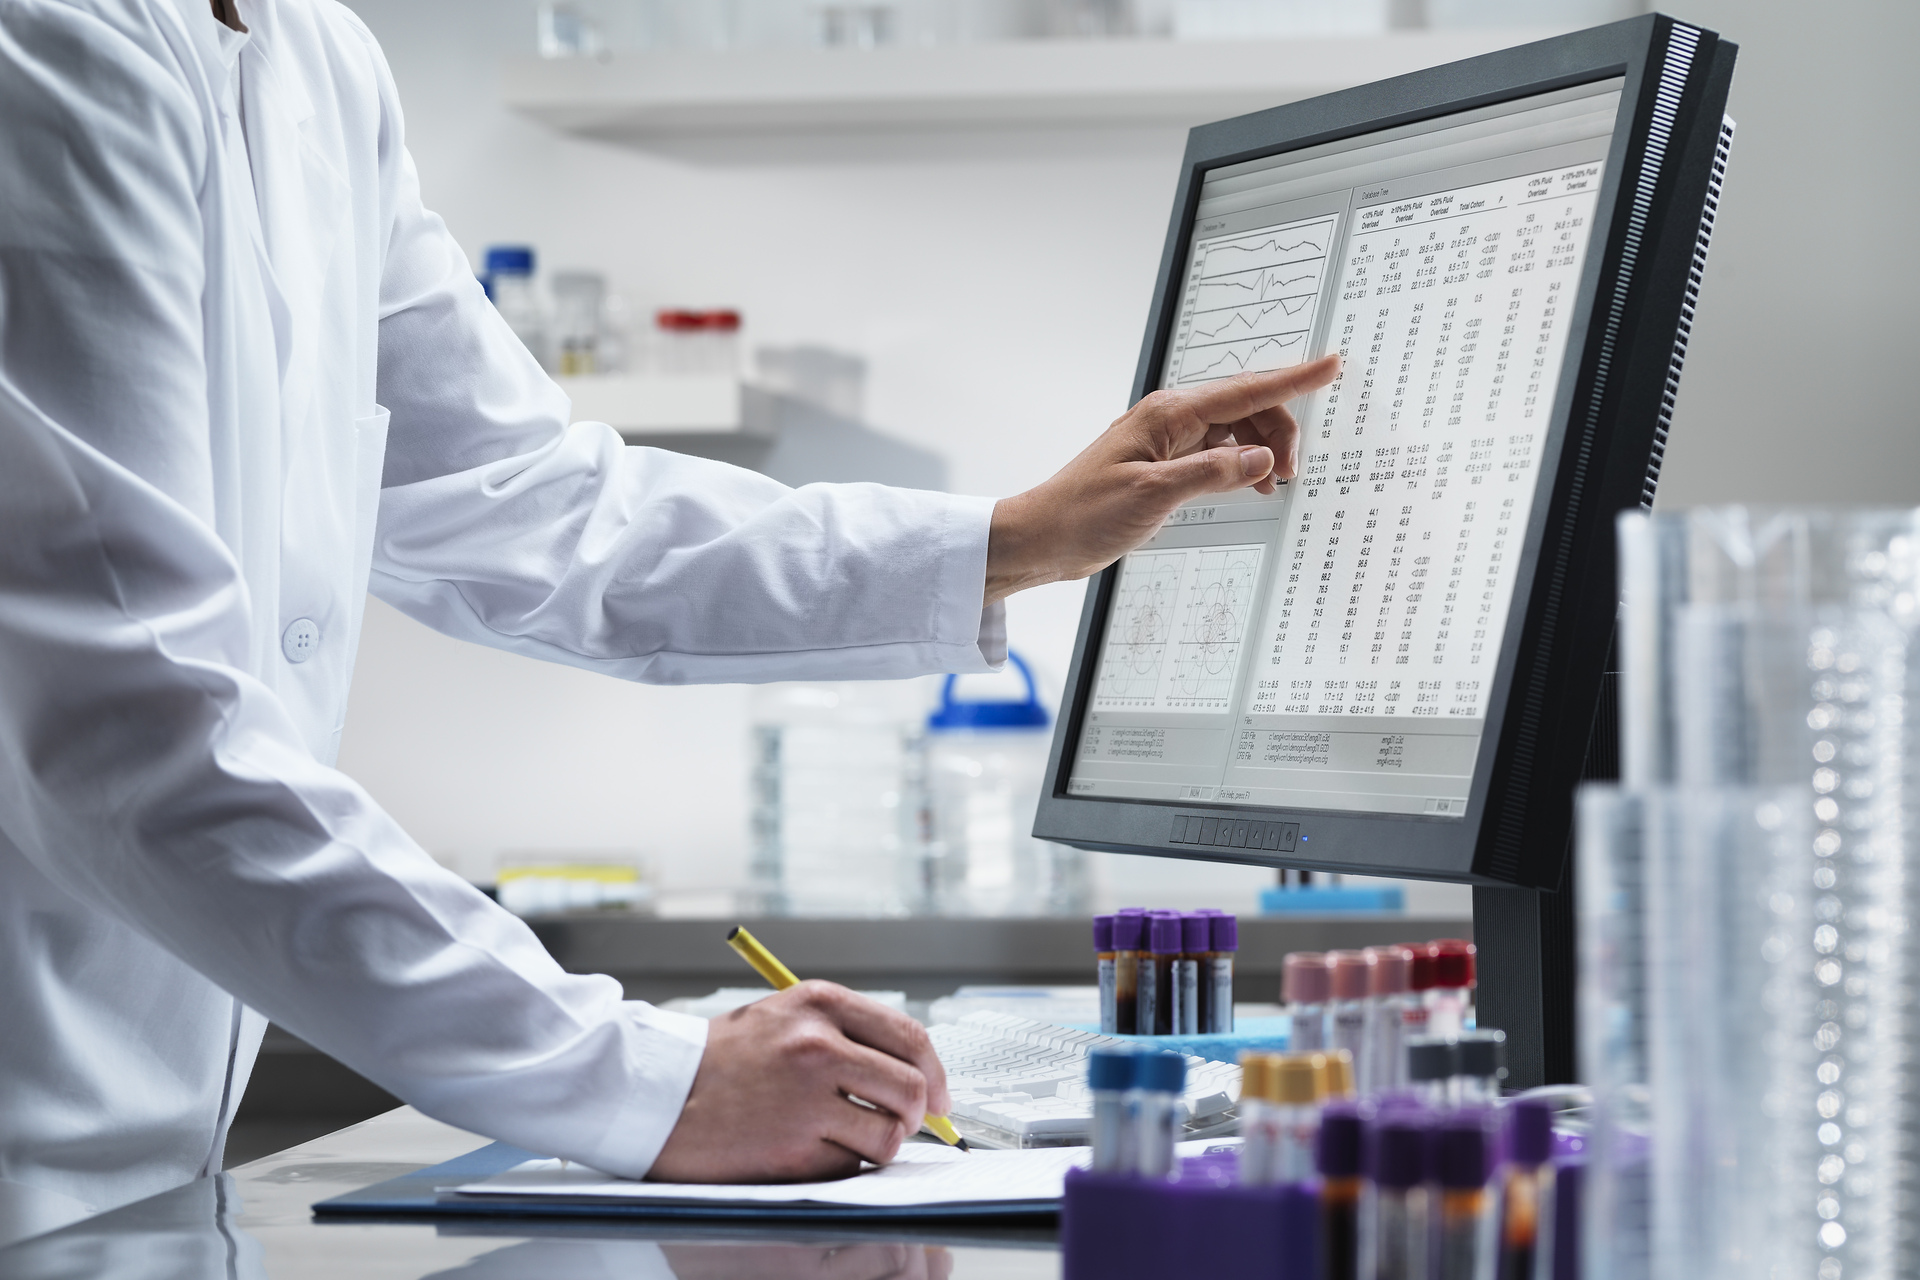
[282,618,321,663]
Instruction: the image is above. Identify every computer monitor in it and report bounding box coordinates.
[1034,16,1735,1082]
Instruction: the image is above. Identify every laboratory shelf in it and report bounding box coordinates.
[502,30,1573,141]
[562,375,947,487]
[556,372,757,438]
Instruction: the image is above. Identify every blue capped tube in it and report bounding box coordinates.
[1088,1048,1136,1174]
[1133,1052,1187,1179]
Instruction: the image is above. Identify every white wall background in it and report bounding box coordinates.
[335,0,1920,914]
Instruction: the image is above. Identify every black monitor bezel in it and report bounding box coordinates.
[1034,15,1734,889]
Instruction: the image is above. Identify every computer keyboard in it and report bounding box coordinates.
[928,1011,1241,1149]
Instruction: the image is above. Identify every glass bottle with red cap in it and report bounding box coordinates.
[651,308,741,375]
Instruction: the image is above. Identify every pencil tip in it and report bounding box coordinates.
[956,1137,970,1152]
[725,926,741,941]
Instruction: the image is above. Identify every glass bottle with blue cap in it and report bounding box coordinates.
[481,245,550,372]
[922,653,1088,916]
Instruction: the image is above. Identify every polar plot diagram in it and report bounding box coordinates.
[1168,546,1264,707]
[1093,551,1184,707]
[1094,545,1264,711]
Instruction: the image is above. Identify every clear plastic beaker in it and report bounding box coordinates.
[922,653,1088,916]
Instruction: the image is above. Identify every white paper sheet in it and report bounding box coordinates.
[447,1143,1090,1208]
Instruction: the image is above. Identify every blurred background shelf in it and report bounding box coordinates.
[559,374,949,484]
[523,912,1475,1002]
[503,30,1574,142]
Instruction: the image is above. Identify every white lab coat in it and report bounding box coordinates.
[0,0,1001,1220]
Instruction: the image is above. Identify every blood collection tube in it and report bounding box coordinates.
[1426,939,1476,1039]
[1094,915,1118,1035]
[1542,1156,1581,1280]
[1363,1111,1432,1280]
[1192,908,1220,1033]
[1318,1047,1356,1101]
[1173,913,1207,1035]
[1405,943,1437,1042]
[1087,1047,1136,1174]
[1494,1098,1554,1280]
[1132,1052,1186,1179]
[1207,911,1238,1033]
[1328,950,1372,1087]
[1112,910,1144,1035]
[1237,1051,1281,1186]
[1141,912,1183,1035]
[1453,1029,1507,1106]
[1318,1104,1367,1280]
[1406,1036,1459,1110]
[1365,944,1414,1095]
[1273,1052,1324,1183]
[1284,951,1332,1051]
[1432,1113,1495,1280]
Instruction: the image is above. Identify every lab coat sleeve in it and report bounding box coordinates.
[0,2,703,1180]
[362,60,1004,682]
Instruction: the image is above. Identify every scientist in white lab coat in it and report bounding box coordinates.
[0,0,1341,1224]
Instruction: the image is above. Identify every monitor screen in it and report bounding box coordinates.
[1067,79,1624,819]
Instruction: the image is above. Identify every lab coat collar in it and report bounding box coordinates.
[210,22,248,69]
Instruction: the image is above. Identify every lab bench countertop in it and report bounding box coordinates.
[0,1107,1063,1279]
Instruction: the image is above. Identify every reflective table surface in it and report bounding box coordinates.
[0,1108,1061,1279]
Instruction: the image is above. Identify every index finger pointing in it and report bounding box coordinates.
[1179,354,1341,426]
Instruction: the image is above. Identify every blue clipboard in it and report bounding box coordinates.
[312,1142,1062,1222]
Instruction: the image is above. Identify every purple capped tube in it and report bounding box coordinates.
[1140,912,1183,1036]
[1094,915,1118,1034]
[1206,912,1237,1033]
[1363,1110,1434,1280]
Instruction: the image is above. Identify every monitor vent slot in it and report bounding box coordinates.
[1491,22,1701,881]
[1641,115,1734,510]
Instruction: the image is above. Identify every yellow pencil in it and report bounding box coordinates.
[725,926,970,1152]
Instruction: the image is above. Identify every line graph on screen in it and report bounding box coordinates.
[1171,214,1337,386]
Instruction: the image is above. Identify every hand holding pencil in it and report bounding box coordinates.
[646,929,959,1183]
[727,927,968,1152]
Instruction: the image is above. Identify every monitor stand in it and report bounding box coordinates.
[1470,669,1618,1090]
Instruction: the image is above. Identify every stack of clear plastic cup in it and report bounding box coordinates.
[1576,786,1653,1280]
[1618,507,1920,786]
[1649,786,1818,1280]
[1584,507,1920,1280]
